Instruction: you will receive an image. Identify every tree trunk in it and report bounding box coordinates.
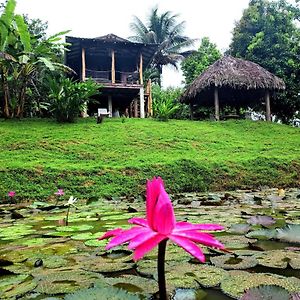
[1,69,10,118]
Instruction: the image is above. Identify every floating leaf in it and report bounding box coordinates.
[247,216,276,227]
[65,286,139,300]
[255,250,300,269]
[210,255,258,270]
[229,224,251,234]
[55,225,94,232]
[246,229,277,240]
[241,285,290,300]
[220,270,300,299]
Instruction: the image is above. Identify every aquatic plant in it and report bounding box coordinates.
[8,190,16,203]
[99,177,225,299]
[54,188,64,205]
[65,196,77,225]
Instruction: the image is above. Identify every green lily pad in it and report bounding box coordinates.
[3,280,37,298]
[84,239,107,247]
[65,286,139,300]
[56,225,94,232]
[220,270,300,299]
[193,265,228,288]
[211,255,258,270]
[255,250,300,269]
[218,235,257,250]
[105,275,157,295]
[246,229,277,240]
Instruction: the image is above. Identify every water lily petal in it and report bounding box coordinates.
[133,234,166,261]
[106,226,149,250]
[174,222,224,232]
[154,201,176,235]
[171,231,225,249]
[169,235,205,262]
[128,217,148,227]
[146,177,164,228]
[128,230,159,249]
[98,228,123,240]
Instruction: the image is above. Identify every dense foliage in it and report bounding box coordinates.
[181,37,221,85]
[229,0,300,122]
[49,78,99,123]
[129,6,194,86]
[0,0,71,119]
[152,85,185,121]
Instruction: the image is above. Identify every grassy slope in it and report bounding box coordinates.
[0,118,299,200]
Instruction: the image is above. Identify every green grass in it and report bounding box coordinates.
[0,118,299,200]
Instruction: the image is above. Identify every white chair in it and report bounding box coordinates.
[97,108,110,123]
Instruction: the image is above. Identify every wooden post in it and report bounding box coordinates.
[81,48,86,81]
[265,90,271,121]
[139,53,143,85]
[214,86,220,121]
[147,80,153,117]
[190,103,194,120]
[111,50,115,84]
[108,96,113,117]
[140,87,145,118]
[134,99,138,117]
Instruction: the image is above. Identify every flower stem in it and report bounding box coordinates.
[158,239,168,300]
[66,205,70,226]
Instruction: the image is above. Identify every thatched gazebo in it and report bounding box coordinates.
[180,56,285,121]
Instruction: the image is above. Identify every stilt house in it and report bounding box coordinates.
[65,34,158,118]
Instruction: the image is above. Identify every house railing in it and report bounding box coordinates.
[85,69,140,85]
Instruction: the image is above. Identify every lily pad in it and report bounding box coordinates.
[193,265,228,288]
[247,215,276,227]
[246,229,277,240]
[84,239,107,247]
[229,224,251,234]
[55,225,94,232]
[210,255,258,270]
[220,270,300,299]
[2,280,37,298]
[254,250,300,269]
[241,285,291,300]
[65,286,139,300]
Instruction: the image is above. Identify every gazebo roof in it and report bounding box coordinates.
[181,56,285,103]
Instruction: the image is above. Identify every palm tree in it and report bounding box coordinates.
[129,6,194,86]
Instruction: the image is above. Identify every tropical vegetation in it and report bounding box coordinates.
[129,6,194,86]
[229,0,300,122]
[181,37,221,85]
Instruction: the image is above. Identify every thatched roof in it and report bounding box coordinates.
[181,56,285,103]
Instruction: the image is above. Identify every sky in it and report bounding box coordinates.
[16,0,251,87]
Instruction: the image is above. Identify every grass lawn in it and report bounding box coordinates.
[0,118,299,200]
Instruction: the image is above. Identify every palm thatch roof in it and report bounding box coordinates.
[181,55,285,104]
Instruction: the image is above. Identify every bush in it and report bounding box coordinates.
[152,85,183,121]
[49,78,99,123]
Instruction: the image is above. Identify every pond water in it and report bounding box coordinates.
[0,188,300,299]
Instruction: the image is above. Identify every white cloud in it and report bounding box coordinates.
[16,0,250,87]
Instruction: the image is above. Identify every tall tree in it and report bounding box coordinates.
[181,37,221,85]
[229,0,300,122]
[129,6,194,86]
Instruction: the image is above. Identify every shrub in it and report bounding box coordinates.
[49,78,99,123]
[152,85,182,121]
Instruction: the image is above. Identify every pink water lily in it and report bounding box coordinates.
[99,177,225,262]
[54,189,64,196]
[8,191,16,197]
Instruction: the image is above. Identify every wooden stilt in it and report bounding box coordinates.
[108,96,113,117]
[265,90,271,121]
[214,86,220,121]
[190,103,194,120]
[81,48,86,81]
[140,87,145,118]
[139,53,143,85]
[134,99,138,117]
[111,50,115,84]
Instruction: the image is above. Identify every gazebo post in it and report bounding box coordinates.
[214,86,220,121]
[265,90,271,121]
[189,103,194,120]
